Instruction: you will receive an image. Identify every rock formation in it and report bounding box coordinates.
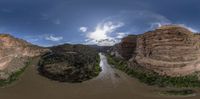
[118,35,137,60]
[0,34,49,80]
[38,44,101,82]
[111,25,200,76]
[109,35,137,60]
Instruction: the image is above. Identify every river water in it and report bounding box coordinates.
[0,53,200,99]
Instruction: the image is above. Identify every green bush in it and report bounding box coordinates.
[93,55,102,76]
[107,55,200,88]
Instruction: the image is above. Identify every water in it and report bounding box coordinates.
[0,53,200,99]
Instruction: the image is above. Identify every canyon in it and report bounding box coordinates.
[110,25,200,77]
[0,34,101,84]
[1,25,200,98]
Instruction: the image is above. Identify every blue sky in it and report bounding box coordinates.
[0,0,200,46]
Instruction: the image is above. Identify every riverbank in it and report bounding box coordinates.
[1,54,200,99]
[0,59,31,87]
[159,89,196,97]
[106,54,200,88]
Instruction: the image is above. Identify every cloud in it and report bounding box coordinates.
[45,34,63,41]
[96,39,117,46]
[82,10,173,46]
[84,21,124,46]
[79,27,88,32]
[116,32,127,39]
[150,22,171,30]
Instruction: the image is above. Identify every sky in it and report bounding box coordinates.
[0,0,200,46]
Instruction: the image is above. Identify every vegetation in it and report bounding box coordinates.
[92,55,102,77]
[160,89,195,96]
[38,44,101,82]
[107,55,200,88]
[0,61,30,87]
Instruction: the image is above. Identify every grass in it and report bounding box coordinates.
[0,61,31,87]
[160,89,195,96]
[106,55,200,88]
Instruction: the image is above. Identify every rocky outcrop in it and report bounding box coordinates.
[110,43,123,59]
[135,25,200,76]
[109,35,137,60]
[118,35,137,60]
[38,44,101,82]
[112,25,200,76]
[0,34,49,80]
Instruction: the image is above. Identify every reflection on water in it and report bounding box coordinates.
[97,53,121,86]
[0,53,199,99]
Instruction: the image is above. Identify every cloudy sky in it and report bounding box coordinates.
[0,0,200,46]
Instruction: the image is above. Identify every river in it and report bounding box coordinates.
[0,53,200,99]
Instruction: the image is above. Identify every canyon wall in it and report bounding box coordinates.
[111,25,200,76]
[0,34,49,79]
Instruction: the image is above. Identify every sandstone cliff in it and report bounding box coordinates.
[111,25,200,76]
[110,35,137,60]
[0,34,49,79]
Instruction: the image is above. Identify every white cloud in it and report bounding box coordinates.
[97,39,117,46]
[149,23,199,33]
[83,10,175,46]
[45,34,63,41]
[150,22,171,30]
[85,21,124,46]
[79,27,88,32]
[116,32,127,39]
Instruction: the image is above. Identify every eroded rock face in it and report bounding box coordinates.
[118,35,137,60]
[0,34,48,57]
[109,35,137,60]
[114,25,200,76]
[135,26,200,76]
[0,34,49,79]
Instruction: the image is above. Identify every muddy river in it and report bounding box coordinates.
[0,53,200,99]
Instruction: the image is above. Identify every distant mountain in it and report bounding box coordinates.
[0,34,49,80]
[96,39,117,46]
[89,44,112,53]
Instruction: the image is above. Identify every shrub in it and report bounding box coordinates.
[106,55,200,88]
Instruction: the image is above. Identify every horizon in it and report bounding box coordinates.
[1,24,199,47]
[0,0,200,46]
